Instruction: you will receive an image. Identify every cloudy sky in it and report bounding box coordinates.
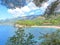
[0,5,14,20]
[0,0,56,20]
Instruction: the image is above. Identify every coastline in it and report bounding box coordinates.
[31,26,60,29]
[15,24,60,29]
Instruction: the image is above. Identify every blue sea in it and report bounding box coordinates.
[0,25,58,45]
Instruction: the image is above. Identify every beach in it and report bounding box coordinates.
[15,24,60,29]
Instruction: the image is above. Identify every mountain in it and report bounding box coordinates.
[0,15,42,24]
[16,15,42,20]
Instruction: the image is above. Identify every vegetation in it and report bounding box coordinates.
[39,30,60,45]
[0,0,60,26]
[6,28,37,45]
[15,14,60,26]
[0,0,60,15]
[45,0,60,15]
[6,28,60,45]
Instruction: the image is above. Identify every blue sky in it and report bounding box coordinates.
[8,2,48,17]
[0,0,55,20]
[0,5,14,20]
[0,2,44,20]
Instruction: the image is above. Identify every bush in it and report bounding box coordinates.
[39,30,60,45]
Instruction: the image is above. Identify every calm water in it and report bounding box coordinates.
[0,25,58,45]
[0,25,16,45]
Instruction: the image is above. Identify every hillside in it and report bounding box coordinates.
[15,14,60,26]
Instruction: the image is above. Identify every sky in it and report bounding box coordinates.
[0,5,14,20]
[8,2,48,17]
[0,0,55,20]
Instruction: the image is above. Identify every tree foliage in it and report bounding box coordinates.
[45,0,60,15]
[0,0,60,16]
[6,28,37,45]
[39,30,60,45]
[6,27,60,45]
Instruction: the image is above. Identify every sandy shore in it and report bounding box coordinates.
[15,24,60,29]
[31,26,60,29]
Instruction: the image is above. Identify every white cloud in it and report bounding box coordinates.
[8,8,26,17]
[29,12,35,15]
[41,2,49,9]
[21,6,31,13]
[8,1,50,18]
[42,3,49,8]
[8,2,38,17]
[28,2,38,10]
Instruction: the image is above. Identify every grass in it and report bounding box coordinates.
[15,14,60,26]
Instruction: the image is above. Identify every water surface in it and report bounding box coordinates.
[0,25,58,45]
[0,25,16,45]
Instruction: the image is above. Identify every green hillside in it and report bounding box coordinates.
[15,14,60,26]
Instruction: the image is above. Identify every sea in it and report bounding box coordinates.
[0,25,58,45]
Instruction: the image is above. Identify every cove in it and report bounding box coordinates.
[0,25,58,45]
[0,25,16,45]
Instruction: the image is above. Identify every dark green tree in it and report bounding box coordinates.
[45,0,60,16]
[0,0,60,15]
[39,30,60,45]
[6,28,37,45]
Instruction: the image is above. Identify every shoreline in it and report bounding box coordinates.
[15,24,60,29]
[31,26,60,29]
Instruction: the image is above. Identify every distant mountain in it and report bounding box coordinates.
[0,15,41,23]
[16,15,41,20]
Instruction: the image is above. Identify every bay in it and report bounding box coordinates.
[0,25,57,45]
[0,25,16,45]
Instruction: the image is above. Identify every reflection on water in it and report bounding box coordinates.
[0,25,58,45]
